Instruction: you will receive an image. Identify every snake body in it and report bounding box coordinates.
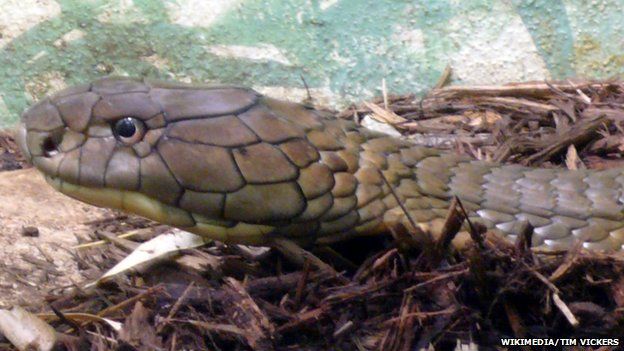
[16,77,624,252]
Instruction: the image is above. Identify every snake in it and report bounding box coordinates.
[15,77,624,252]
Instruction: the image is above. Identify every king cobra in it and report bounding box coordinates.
[15,77,624,252]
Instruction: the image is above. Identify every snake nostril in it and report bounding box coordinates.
[42,135,61,157]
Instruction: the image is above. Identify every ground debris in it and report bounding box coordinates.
[342,79,624,169]
[3,216,620,350]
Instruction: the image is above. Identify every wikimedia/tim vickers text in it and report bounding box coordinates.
[500,338,620,347]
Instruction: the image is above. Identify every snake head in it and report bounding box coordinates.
[17,77,360,245]
[18,77,259,188]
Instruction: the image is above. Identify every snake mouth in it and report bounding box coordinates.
[44,175,274,245]
[44,175,197,227]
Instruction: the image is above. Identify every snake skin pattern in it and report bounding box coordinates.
[16,77,624,251]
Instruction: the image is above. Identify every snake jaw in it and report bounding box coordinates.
[45,174,192,227]
[44,174,275,245]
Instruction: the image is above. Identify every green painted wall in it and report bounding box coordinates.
[1,0,624,126]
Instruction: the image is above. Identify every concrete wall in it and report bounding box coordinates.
[1,0,623,126]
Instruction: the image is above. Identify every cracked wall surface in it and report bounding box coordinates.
[0,0,623,126]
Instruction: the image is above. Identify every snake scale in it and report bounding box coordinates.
[16,77,624,252]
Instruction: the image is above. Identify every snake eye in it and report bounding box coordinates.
[113,117,145,145]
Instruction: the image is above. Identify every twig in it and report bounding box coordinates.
[381,307,456,326]
[157,281,195,333]
[404,269,469,292]
[378,170,433,246]
[455,197,483,249]
[514,220,534,260]
[522,115,607,165]
[552,293,580,327]
[269,237,345,282]
[300,74,313,105]
[224,278,275,350]
[382,78,389,110]
[434,197,466,257]
[294,258,311,309]
[73,226,167,249]
[97,284,165,318]
[434,81,610,98]
[434,64,452,89]
[503,301,526,337]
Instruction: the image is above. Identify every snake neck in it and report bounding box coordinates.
[307,120,448,244]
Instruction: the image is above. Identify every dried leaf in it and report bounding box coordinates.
[0,306,57,351]
[91,229,210,286]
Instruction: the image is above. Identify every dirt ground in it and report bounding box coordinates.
[0,167,112,307]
